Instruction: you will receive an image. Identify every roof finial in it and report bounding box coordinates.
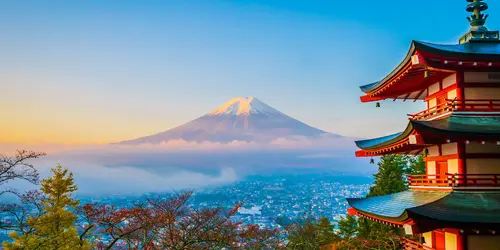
[459,0,499,44]
[466,0,489,31]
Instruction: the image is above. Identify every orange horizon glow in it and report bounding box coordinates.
[1,119,176,145]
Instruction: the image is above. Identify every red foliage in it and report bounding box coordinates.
[78,191,283,249]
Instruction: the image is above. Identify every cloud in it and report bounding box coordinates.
[6,157,239,196]
[1,135,356,155]
[0,136,366,195]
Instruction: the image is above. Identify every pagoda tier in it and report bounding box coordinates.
[359,41,500,103]
[355,115,500,157]
[346,191,500,234]
[347,1,500,249]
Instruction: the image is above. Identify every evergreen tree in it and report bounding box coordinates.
[336,215,357,240]
[4,165,92,250]
[367,154,410,197]
[335,154,425,249]
[315,217,338,246]
[286,217,338,249]
[408,154,426,175]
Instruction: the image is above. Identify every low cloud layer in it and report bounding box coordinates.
[1,137,368,195]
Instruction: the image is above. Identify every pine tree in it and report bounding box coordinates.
[408,154,426,175]
[335,154,424,249]
[368,154,410,197]
[316,217,338,246]
[3,165,92,250]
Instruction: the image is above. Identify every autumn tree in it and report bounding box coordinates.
[3,164,92,250]
[80,190,283,249]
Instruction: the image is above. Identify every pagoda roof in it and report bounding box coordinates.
[359,40,500,102]
[347,191,500,226]
[412,115,500,139]
[347,191,449,222]
[355,115,500,156]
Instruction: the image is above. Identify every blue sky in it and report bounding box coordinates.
[1,0,494,143]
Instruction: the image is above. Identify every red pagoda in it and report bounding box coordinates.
[346,1,500,249]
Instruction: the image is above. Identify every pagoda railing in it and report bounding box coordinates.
[408,101,454,120]
[408,173,500,187]
[452,99,500,112]
[408,99,500,120]
[407,174,450,187]
[403,238,435,250]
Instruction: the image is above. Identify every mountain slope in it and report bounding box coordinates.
[117,97,342,145]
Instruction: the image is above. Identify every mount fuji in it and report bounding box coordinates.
[117,97,345,145]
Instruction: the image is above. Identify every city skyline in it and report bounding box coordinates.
[2,0,490,144]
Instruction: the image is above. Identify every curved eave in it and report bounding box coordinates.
[347,191,500,230]
[346,191,450,224]
[414,41,500,61]
[359,41,500,102]
[412,115,500,141]
[407,191,500,225]
[355,122,417,157]
[359,42,417,94]
[356,115,500,157]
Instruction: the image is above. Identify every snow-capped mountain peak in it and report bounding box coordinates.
[116,96,342,145]
[207,97,283,116]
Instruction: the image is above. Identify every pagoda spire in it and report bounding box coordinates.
[459,0,499,44]
[466,0,489,31]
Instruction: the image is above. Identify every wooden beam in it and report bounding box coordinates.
[424,83,458,101]
[424,154,459,162]
[413,88,427,102]
[462,82,500,88]
[414,148,425,156]
[465,153,500,159]
[402,92,412,102]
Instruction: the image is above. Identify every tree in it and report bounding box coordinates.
[408,154,426,175]
[368,154,411,198]
[0,150,45,195]
[286,217,338,250]
[79,190,283,249]
[3,164,92,250]
[332,154,426,250]
[316,217,338,246]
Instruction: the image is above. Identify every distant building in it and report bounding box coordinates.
[347,1,500,249]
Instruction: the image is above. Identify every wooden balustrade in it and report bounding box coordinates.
[408,173,500,188]
[452,99,500,112]
[408,99,500,120]
[403,238,435,250]
[407,174,450,187]
[451,173,500,187]
[408,101,454,120]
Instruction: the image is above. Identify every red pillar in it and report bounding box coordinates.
[456,71,465,110]
[457,230,467,250]
[457,142,466,185]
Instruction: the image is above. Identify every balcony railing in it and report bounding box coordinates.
[408,101,454,120]
[403,238,435,250]
[408,174,450,187]
[408,99,500,120]
[453,99,500,112]
[408,173,500,188]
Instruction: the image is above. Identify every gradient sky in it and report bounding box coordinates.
[1,0,495,144]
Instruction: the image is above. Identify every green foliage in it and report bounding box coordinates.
[3,165,92,250]
[408,154,426,175]
[336,215,357,240]
[288,154,425,250]
[286,217,339,250]
[368,155,410,197]
[316,217,338,246]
